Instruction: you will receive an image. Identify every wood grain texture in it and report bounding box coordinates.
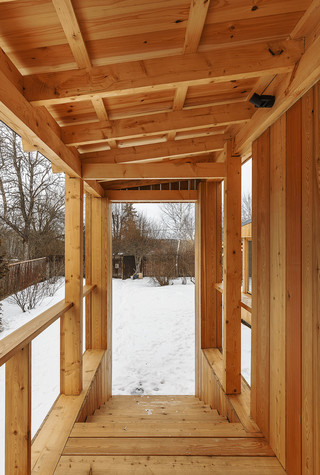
[223,142,241,394]
[269,114,286,467]
[5,344,31,475]
[285,99,302,474]
[251,128,270,439]
[61,176,84,395]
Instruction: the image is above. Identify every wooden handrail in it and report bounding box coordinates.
[83,283,96,297]
[0,283,96,367]
[0,299,72,367]
[215,282,252,313]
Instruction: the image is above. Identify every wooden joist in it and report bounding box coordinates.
[82,161,226,180]
[81,135,224,164]
[104,189,198,202]
[23,39,304,106]
[62,102,253,146]
[183,0,211,53]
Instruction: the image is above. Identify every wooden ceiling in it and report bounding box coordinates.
[0,0,319,194]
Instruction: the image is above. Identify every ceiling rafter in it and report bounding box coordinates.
[62,102,254,146]
[81,135,224,164]
[0,46,103,197]
[23,39,304,106]
[183,0,211,54]
[52,0,116,150]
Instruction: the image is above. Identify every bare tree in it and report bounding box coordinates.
[0,122,64,260]
[161,203,195,283]
[241,192,252,223]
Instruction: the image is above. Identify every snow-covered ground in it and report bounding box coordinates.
[112,278,195,395]
[0,277,251,474]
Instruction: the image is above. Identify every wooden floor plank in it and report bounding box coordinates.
[71,422,263,438]
[55,455,286,474]
[63,437,274,456]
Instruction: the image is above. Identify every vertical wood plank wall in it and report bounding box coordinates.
[251,81,320,474]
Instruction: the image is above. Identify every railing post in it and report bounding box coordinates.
[223,141,241,394]
[61,176,83,395]
[5,344,31,475]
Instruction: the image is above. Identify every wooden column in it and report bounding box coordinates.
[61,176,83,395]
[88,196,112,398]
[269,115,286,466]
[223,141,241,394]
[85,193,93,350]
[195,196,201,397]
[5,344,31,475]
[199,181,222,349]
[251,128,270,438]
[286,98,302,475]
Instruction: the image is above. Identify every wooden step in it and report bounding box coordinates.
[86,413,226,423]
[71,421,264,438]
[55,455,286,474]
[64,436,274,456]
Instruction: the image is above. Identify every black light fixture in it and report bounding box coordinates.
[249,93,275,108]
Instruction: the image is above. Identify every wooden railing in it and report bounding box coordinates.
[0,283,95,475]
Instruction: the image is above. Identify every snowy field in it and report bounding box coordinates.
[0,277,251,474]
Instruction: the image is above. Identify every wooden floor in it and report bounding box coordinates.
[55,396,285,474]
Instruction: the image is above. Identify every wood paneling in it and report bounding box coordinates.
[251,128,270,438]
[285,100,302,474]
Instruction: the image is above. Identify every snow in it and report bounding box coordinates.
[0,277,251,474]
[112,278,195,395]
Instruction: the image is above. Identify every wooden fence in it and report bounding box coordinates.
[0,256,64,301]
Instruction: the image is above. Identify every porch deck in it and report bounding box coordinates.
[54,395,285,474]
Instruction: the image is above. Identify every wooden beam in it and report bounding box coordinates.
[0,47,103,197]
[61,176,84,395]
[82,136,224,164]
[235,22,320,156]
[52,0,91,69]
[92,96,109,122]
[104,190,198,202]
[5,344,31,475]
[24,39,304,106]
[173,85,188,111]
[184,0,211,53]
[62,103,253,145]
[82,161,226,180]
[222,142,241,395]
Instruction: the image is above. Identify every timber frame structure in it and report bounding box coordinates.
[0,1,319,473]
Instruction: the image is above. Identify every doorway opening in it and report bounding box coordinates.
[111,202,195,396]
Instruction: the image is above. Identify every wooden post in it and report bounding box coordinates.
[199,181,219,348]
[61,176,83,395]
[251,128,270,438]
[5,344,31,475]
[85,193,93,350]
[89,196,112,398]
[223,141,241,394]
[195,196,201,397]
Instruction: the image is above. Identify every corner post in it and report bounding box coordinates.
[61,176,83,395]
[223,141,241,394]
